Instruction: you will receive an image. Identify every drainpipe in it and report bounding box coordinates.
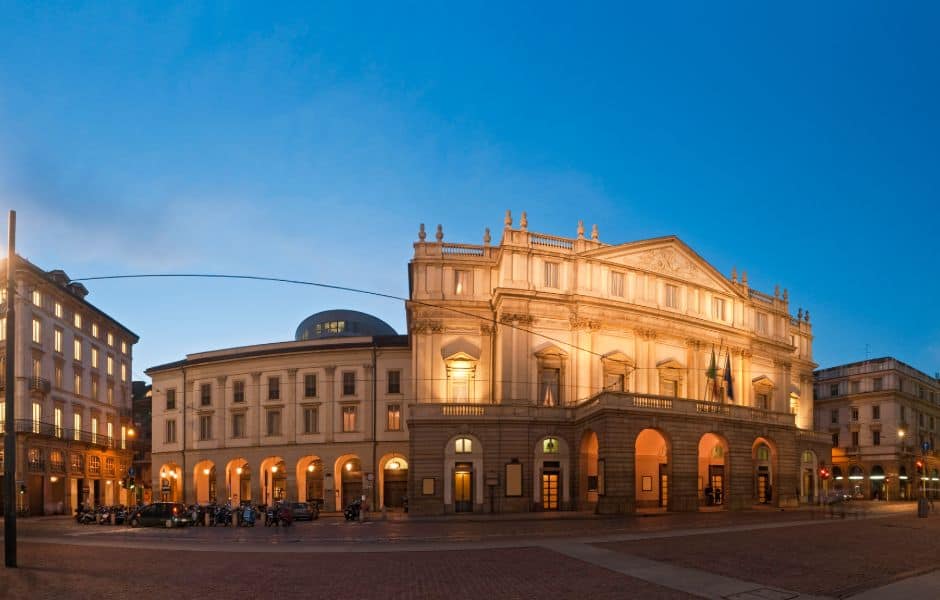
[371,343,378,509]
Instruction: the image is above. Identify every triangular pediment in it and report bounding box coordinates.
[582,236,741,296]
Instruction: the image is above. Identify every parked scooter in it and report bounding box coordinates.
[240,504,256,527]
[344,499,361,521]
[264,504,279,527]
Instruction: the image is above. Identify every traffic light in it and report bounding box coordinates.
[18,484,25,495]
[916,459,925,470]
[129,477,136,490]
[818,467,830,480]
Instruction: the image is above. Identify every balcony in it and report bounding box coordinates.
[29,377,52,395]
[410,391,797,428]
[3,419,129,450]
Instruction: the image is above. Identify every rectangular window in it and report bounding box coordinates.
[165,419,177,443]
[0,403,4,433]
[199,415,212,440]
[920,413,925,427]
[873,430,881,446]
[107,421,113,446]
[32,317,42,343]
[387,370,401,394]
[851,431,859,447]
[268,376,280,400]
[609,271,625,297]
[92,323,99,338]
[266,410,282,436]
[832,433,839,447]
[851,407,859,421]
[54,328,63,353]
[850,380,860,394]
[54,301,63,318]
[830,409,838,424]
[756,393,769,410]
[166,388,177,410]
[304,374,317,398]
[664,284,679,308]
[662,379,678,398]
[107,355,114,376]
[73,413,81,440]
[544,262,559,288]
[32,289,41,306]
[233,380,245,403]
[342,405,357,432]
[873,405,880,420]
[712,297,726,320]
[54,407,63,438]
[0,317,5,341]
[120,362,127,382]
[107,383,113,405]
[756,312,768,334]
[91,416,98,443]
[342,372,356,396]
[303,407,318,434]
[121,425,126,450]
[121,340,127,354]
[540,368,561,406]
[91,347,99,368]
[74,338,83,361]
[74,372,82,395]
[901,405,906,423]
[74,312,82,329]
[200,383,211,406]
[33,357,41,378]
[455,269,470,295]
[232,413,246,438]
[830,383,839,397]
[55,365,64,389]
[107,332,114,347]
[32,402,41,433]
[387,404,401,431]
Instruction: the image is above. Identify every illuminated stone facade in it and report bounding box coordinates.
[814,357,940,501]
[1,256,137,515]
[149,214,830,514]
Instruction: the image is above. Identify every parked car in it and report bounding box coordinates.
[128,502,191,528]
[290,502,318,521]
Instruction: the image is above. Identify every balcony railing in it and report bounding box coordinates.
[29,377,51,394]
[2,419,125,449]
[411,391,796,427]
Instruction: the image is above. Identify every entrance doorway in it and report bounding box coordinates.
[382,458,408,509]
[541,466,560,511]
[454,463,473,513]
[709,465,724,505]
[758,468,770,503]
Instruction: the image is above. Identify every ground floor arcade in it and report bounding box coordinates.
[152,443,410,512]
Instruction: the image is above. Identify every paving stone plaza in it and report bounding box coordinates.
[2,502,938,599]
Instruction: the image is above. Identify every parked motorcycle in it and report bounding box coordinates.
[240,505,256,527]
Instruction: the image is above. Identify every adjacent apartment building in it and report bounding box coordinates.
[814,357,940,501]
[149,213,830,514]
[1,256,138,515]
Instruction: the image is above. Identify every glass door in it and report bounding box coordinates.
[542,472,559,510]
[454,467,473,512]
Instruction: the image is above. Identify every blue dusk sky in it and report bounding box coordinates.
[0,2,938,380]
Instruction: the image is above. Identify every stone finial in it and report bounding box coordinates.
[797,308,803,320]
[774,284,780,298]
[418,223,426,241]
[804,310,810,323]
[742,271,748,285]
[483,227,491,246]
[504,209,512,228]
[435,224,443,242]
[520,211,528,230]
[731,266,737,283]
[577,220,585,239]
[783,288,789,301]
[591,224,599,240]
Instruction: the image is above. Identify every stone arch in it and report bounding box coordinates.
[533,435,570,510]
[444,433,483,511]
[259,456,287,505]
[698,432,729,508]
[334,454,363,509]
[848,464,866,499]
[378,453,409,509]
[296,455,325,506]
[157,462,182,503]
[752,437,778,504]
[225,458,251,505]
[193,459,217,504]
[636,428,670,511]
[579,429,600,507]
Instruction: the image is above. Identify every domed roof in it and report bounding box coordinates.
[294,309,397,341]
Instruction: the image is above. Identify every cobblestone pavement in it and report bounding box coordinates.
[0,502,932,599]
[600,510,940,598]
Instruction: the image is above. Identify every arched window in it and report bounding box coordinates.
[455,437,473,454]
[756,445,770,461]
[801,450,814,464]
[849,466,864,481]
[542,437,560,454]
